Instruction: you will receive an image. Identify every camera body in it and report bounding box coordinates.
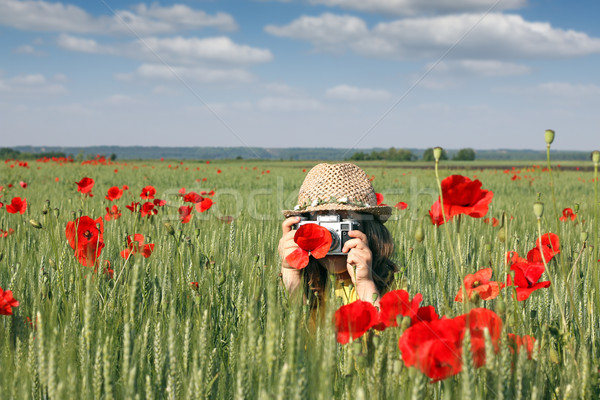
[294,215,360,255]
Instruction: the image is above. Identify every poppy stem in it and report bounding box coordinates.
[537,219,568,332]
[595,160,599,270]
[434,159,461,276]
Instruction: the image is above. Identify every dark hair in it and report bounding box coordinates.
[301,215,397,307]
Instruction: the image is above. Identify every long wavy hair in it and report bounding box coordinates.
[301,214,397,307]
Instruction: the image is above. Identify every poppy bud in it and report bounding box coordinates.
[581,232,588,242]
[469,291,481,304]
[77,209,83,218]
[544,129,555,145]
[0,252,3,262]
[592,150,600,165]
[372,335,380,347]
[414,226,424,243]
[433,147,443,162]
[53,208,60,218]
[497,228,506,243]
[400,316,412,331]
[195,228,201,238]
[218,275,226,286]
[495,297,506,314]
[533,201,544,219]
[29,219,43,229]
[573,203,579,213]
[164,222,175,235]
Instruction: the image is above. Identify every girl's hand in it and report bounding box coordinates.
[279,216,302,292]
[343,230,380,305]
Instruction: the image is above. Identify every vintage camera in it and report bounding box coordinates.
[294,215,360,255]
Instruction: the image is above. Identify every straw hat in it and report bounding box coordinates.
[282,163,392,222]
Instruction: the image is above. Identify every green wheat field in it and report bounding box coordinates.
[0,155,599,399]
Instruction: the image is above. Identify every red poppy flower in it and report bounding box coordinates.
[195,197,213,213]
[218,215,234,224]
[506,251,527,266]
[183,192,204,204]
[104,205,122,221]
[76,177,95,196]
[190,282,199,291]
[483,217,499,227]
[140,185,156,200]
[527,233,560,263]
[140,202,157,217]
[178,187,186,195]
[99,260,114,279]
[19,181,27,188]
[373,290,423,330]
[6,197,27,214]
[412,306,439,325]
[105,186,123,201]
[65,216,105,267]
[179,205,193,224]
[122,185,129,191]
[507,334,536,359]
[455,268,503,302]
[375,193,384,205]
[466,308,503,367]
[0,287,19,315]
[153,199,167,207]
[120,234,155,259]
[559,208,576,222]
[0,228,15,238]
[125,202,140,213]
[428,175,493,226]
[334,300,379,344]
[507,262,551,301]
[398,317,465,381]
[394,201,408,210]
[0,201,3,209]
[285,224,332,269]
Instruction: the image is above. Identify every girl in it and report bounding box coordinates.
[278,163,397,308]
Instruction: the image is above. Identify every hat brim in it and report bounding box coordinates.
[282,203,392,223]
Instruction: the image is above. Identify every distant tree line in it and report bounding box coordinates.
[349,147,476,161]
[0,147,68,160]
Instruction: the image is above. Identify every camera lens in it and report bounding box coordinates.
[329,230,340,250]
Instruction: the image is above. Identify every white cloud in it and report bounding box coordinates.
[265,13,368,51]
[57,34,115,54]
[415,59,531,89]
[13,44,44,55]
[0,73,67,94]
[0,0,236,35]
[497,82,600,97]
[325,84,391,101]
[138,36,273,65]
[308,0,526,16]
[267,13,600,60]
[123,63,256,84]
[57,34,273,66]
[256,96,323,112]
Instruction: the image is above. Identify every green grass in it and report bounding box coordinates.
[0,158,598,399]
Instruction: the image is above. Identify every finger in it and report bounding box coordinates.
[348,230,367,241]
[283,231,296,242]
[342,238,367,253]
[282,216,301,234]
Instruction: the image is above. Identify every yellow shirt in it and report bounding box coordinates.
[333,277,358,305]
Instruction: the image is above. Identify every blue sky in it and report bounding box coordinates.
[1,0,600,151]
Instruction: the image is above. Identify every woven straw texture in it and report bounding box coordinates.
[282,163,392,222]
